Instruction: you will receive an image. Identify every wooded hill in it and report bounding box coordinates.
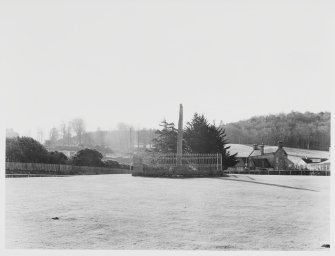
[45,112,330,153]
[222,112,330,151]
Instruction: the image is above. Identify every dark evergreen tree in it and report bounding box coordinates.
[104,160,122,168]
[71,148,104,167]
[6,137,69,164]
[6,137,49,163]
[152,120,178,153]
[48,151,68,164]
[184,113,237,169]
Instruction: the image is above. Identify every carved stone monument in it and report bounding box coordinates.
[177,104,183,165]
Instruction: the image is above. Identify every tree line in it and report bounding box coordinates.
[44,118,156,154]
[6,137,128,169]
[222,111,330,151]
[6,111,238,169]
[18,111,330,159]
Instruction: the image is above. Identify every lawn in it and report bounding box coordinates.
[5,174,330,250]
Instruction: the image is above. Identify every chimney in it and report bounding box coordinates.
[278,141,283,149]
[253,144,258,150]
[260,143,264,155]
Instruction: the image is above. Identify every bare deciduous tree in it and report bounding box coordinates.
[96,127,106,147]
[60,123,67,141]
[49,127,59,146]
[66,125,72,145]
[70,118,86,145]
[36,129,44,144]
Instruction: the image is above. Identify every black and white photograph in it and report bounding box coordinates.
[1,0,334,255]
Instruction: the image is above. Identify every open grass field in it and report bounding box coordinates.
[5,174,330,250]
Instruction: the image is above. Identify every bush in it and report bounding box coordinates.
[104,160,121,168]
[48,151,68,164]
[6,137,49,163]
[120,164,131,170]
[71,148,104,167]
[6,137,70,165]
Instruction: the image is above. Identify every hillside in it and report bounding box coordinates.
[46,111,330,152]
[222,111,330,151]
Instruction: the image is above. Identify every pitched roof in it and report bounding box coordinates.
[287,155,308,166]
[249,149,264,157]
[282,147,330,159]
[227,144,253,158]
[307,159,330,166]
[227,144,330,159]
[263,146,278,154]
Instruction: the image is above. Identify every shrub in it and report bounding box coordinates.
[104,160,121,168]
[48,151,68,164]
[6,137,49,163]
[71,148,104,167]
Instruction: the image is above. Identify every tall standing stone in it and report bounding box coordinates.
[177,104,183,165]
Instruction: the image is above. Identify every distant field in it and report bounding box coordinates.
[6,174,330,250]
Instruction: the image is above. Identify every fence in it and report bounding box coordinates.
[226,167,330,176]
[305,163,330,172]
[6,162,131,177]
[132,152,223,177]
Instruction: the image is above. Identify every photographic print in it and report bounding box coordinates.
[1,0,333,254]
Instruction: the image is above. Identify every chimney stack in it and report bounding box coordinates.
[260,143,264,155]
[278,141,283,149]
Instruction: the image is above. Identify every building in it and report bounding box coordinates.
[227,142,330,171]
[249,142,290,170]
[227,144,252,171]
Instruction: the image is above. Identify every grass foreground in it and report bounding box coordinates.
[5,174,330,250]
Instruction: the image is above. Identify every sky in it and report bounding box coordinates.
[1,0,334,140]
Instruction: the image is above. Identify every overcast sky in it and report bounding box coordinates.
[1,0,334,139]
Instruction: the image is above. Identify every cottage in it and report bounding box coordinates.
[226,144,252,171]
[248,142,289,170]
[227,142,330,172]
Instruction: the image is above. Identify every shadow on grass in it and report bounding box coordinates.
[132,173,231,179]
[133,174,318,192]
[213,176,318,192]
